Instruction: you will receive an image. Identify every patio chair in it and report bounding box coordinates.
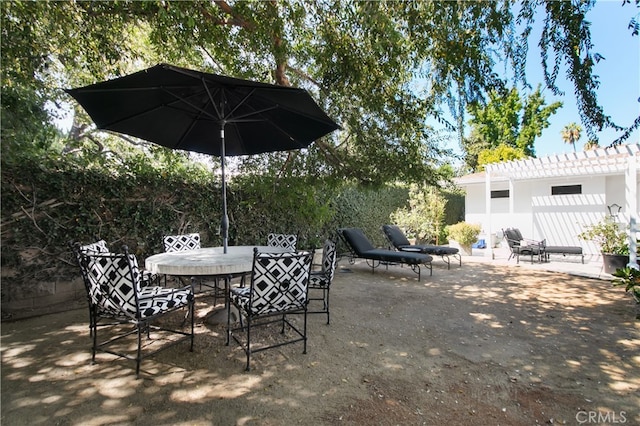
[71,239,160,335]
[226,248,313,371]
[337,228,433,280]
[266,233,297,251]
[502,228,546,264]
[73,239,160,287]
[72,244,194,377]
[381,224,462,269]
[308,239,338,324]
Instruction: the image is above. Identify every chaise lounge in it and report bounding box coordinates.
[337,227,433,280]
[503,228,545,264]
[381,224,461,269]
[543,245,584,263]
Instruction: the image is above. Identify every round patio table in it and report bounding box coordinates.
[145,246,293,325]
[144,245,291,277]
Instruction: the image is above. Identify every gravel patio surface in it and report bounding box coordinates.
[2,256,638,425]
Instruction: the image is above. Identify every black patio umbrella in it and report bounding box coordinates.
[66,63,339,253]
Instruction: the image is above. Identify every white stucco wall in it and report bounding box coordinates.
[463,174,639,256]
[456,145,639,264]
[532,177,606,250]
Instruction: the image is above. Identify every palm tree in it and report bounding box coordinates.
[561,122,582,152]
[584,140,600,150]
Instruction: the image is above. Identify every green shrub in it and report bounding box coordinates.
[578,218,629,255]
[445,222,481,246]
[1,147,414,298]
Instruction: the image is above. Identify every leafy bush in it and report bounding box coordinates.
[612,267,640,304]
[578,218,629,255]
[445,222,481,246]
[390,184,446,244]
[1,145,416,306]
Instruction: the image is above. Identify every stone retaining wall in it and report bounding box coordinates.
[1,274,86,320]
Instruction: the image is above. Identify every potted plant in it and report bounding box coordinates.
[612,267,640,319]
[612,267,640,303]
[445,222,481,256]
[578,217,630,274]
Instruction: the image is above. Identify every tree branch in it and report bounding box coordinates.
[287,66,322,90]
[213,0,254,29]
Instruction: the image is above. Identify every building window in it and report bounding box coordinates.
[491,190,509,199]
[551,184,582,195]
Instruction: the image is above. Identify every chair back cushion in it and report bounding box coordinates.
[382,225,411,247]
[163,233,201,252]
[248,250,312,315]
[72,240,111,297]
[321,239,338,281]
[512,228,524,241]
[503,228,520,247]
[266,233,297,250]
[80,239,110,254]
[340,228,375,255]
[82,252,141,318]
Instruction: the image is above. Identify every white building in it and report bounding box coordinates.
[454,144,639,267]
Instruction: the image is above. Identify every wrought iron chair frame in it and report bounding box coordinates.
[308,239,338,324]
[72,243,195,377]
[226,248,312,371]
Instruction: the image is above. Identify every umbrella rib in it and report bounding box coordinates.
[92,86,218,130]
[175,91,215,148]
[162,87,220,121]
[200,79,224,123]
[227,106,278,122]
[223,88,257,121]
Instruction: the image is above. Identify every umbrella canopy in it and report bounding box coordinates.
[66,63,339,252]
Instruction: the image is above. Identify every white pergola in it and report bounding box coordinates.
[482,144,639,268]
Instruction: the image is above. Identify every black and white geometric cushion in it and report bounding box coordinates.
[266,233,297,251]
[84,252,192,319]
[229,286,251,311]
[80,240,158,286]
[85,253,140,317]
[80,240,109,254]
[137,286,192,318]
[309,239,337,289]
[163,233,201,252]
[230,251,311,316]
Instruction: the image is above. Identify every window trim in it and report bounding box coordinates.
[551,184,582,195]
[490,190,510,199]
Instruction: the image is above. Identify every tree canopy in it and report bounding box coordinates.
[463,86,562,171]
[2,0,638,184]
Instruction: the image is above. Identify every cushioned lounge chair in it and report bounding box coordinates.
[543,246,584,263]
[503,228,545,264]
[381,224,461,269]
[337,228,432,280]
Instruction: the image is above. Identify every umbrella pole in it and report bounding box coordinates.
[220,125,229,254]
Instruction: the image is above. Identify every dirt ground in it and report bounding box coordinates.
[2,258,639,426]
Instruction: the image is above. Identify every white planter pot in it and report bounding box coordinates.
[450,240,473,256]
